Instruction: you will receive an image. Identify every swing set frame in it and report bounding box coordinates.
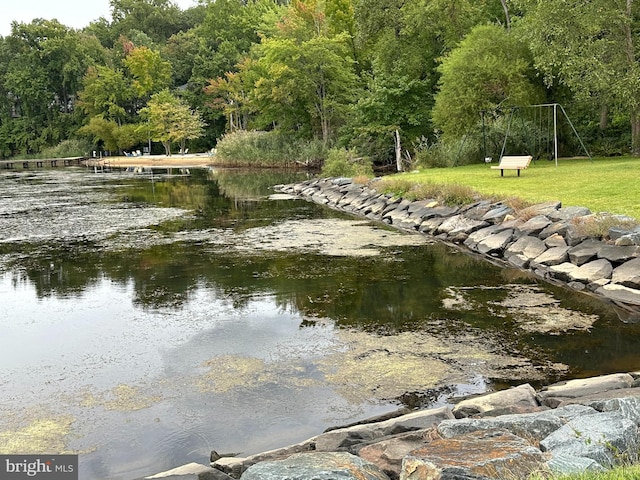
[482,103,592,166]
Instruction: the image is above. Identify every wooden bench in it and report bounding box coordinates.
[491,155,532,176]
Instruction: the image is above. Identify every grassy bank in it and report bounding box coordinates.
[390,156,640,221]
[532,465,640,479]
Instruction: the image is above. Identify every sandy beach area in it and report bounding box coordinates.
[88,153,215,168]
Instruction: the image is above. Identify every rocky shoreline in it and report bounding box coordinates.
[141,177,640,479]
[145,372,640,479]
[276,176,640,320]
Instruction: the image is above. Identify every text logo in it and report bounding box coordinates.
[0,455,78,480]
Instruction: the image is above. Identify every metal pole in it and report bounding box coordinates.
[481,111,487,161]
[500,108,515,160]
[559,104,592,161]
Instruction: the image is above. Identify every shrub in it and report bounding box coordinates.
[570,213,638,240]
[321,148,373,178]
[39,139,92,159]
[214,130,327,168]
[373,177,481,206]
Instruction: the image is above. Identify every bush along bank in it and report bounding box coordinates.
[144,372,640,479]
[274,177,640,321]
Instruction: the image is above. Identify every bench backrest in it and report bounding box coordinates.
[499,155,532,168]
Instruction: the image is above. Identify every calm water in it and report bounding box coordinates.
[1,168,639,479]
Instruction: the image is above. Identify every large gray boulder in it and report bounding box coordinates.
[314,407,454,452]
[436,215,488,236]
[532,246,570,267]
[240,452,390,480]
[505,235,547,261]
[548,206,592,221]
[550,259,613,284]
[517,215,552,236]
[438,404,595,443]
[464,224,510,250]
[597,245,640,264]
[568,239,603,266]
[611,258,640,289]
[453,384,538,418]
[595,284,640,306]
[540,412,638,467]
[476,229,514,255]
[537,373,635,408]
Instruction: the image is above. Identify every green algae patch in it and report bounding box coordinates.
[196,354,317,393]
[317,328,566,403]
[442,284,599,334]
[0,416,75,454]
[103,384,162,411]
[197,355,274,393]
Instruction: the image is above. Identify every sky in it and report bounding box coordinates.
[1,0,198,37]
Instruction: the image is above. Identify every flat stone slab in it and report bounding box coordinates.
[401,430,547,480]
[453,383,538,418]
[533,246,570,266]
[144,462,232,480]
[597,245,640,263]
[550,259,613,283]
[611,257,640,289]
[568,239,603,266]
[537,373,635,407]
[505,235,547,260]
[438,404,595,443]
[241,452,390,480]
[314,407,454,452]
[517,215,552,236]
[476,228,514,255]
[595,284,640,306]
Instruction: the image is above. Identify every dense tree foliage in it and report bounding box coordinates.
[0,0,639,162]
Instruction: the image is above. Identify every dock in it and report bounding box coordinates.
[0,157,86,170]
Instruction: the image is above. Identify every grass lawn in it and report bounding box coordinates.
[394,156,640,221]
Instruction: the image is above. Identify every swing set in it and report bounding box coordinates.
[481,103,592,166]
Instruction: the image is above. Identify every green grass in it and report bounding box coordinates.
[392,156,640,221]
[530,464,640,479]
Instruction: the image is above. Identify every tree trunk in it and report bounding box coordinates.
[162,140,171,156]
[631,107,640,156]
[500,0,511,31]
[395,129,403,172]
[599,104,608,131]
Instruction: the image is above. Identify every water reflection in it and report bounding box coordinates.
[1,168,640,480]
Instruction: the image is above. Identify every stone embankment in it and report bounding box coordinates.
[144,372,640,479]
[275,177,640,320]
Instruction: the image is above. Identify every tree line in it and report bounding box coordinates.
[0,0,638,165]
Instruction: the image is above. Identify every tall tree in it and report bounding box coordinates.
[239,0,359,143]
[139,89,205,155]
[109,0,187,44]
[124,46,172,99]
[516,0,640,154]
[1,19,105,153]
[431,24,543,139]
[77,65,134,124]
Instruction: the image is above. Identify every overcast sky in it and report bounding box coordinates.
[1,0,198,37]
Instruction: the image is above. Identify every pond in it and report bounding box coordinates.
[1,167,639,480]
